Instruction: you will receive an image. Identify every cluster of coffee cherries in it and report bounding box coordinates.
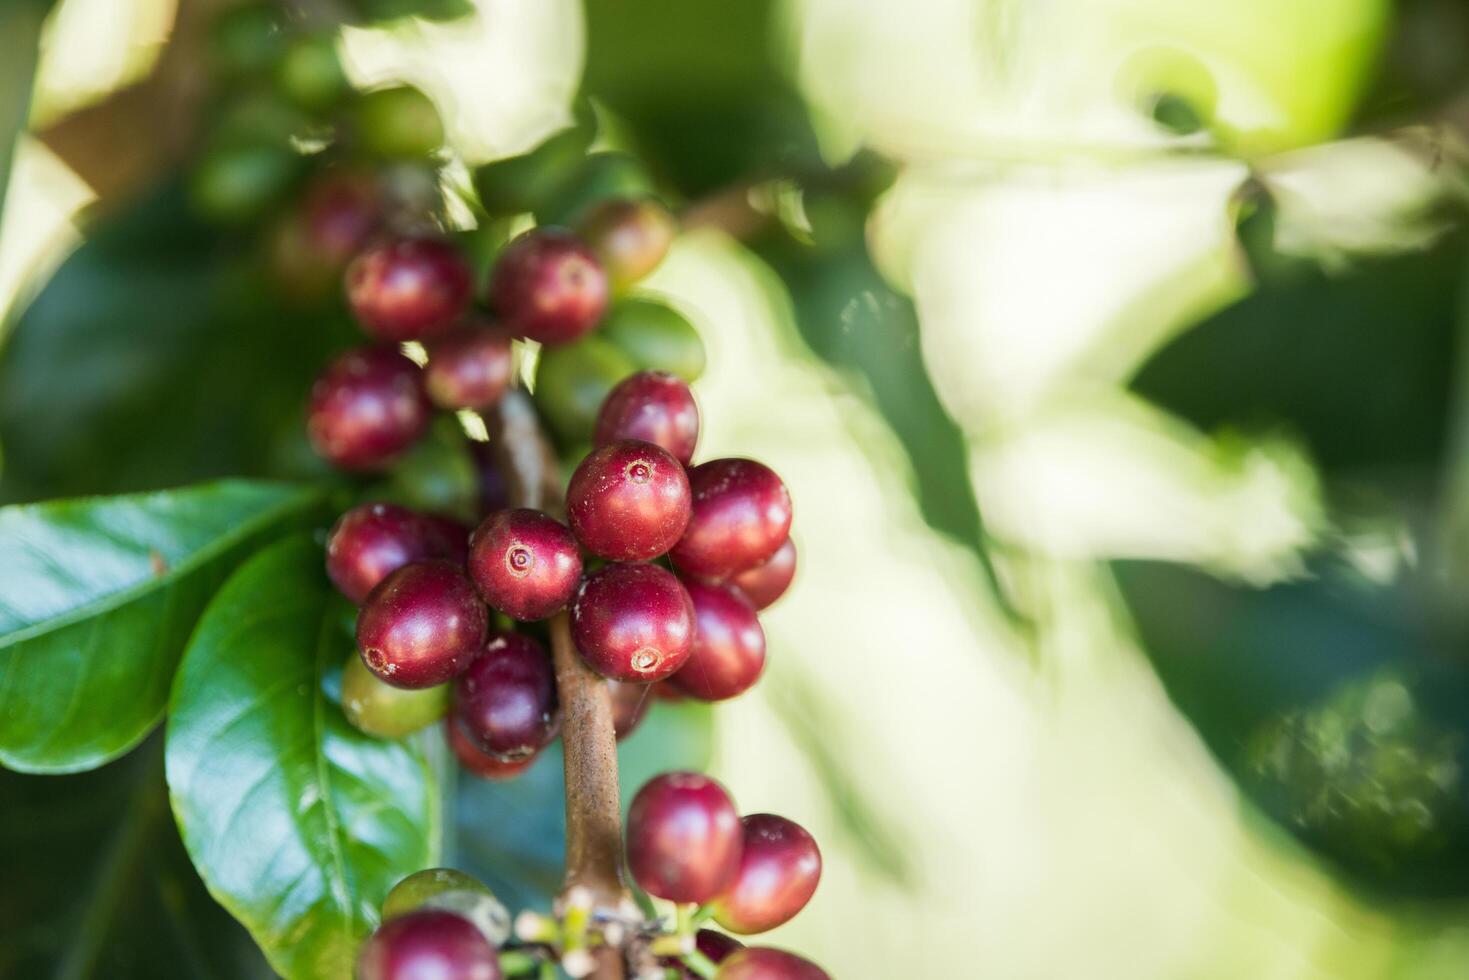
[357,771,828,980]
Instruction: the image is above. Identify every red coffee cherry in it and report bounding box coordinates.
[576,197,677,291]
[570,563,694,682]
[468,509,582,621]
[357,560,488,689]
[326,502,440,604]
[712,815,822,934]
[728,538,796,610]
[663,929,745,977]
[567,440,691,561]
[356,908,500,980]
[670,459,792,579]
[422,513,472,566]
[488,228,608,346]
[446,720,537,780]
[346,236,473,341]
[453,631,559,761]
[307,346,431,470]
[608,679,652,741]
[668,580,765,702]
[626,772,742,903]
[300,170,381,267]
[423,326,514,410]
[715,948,830,980]
[594,370,699,465]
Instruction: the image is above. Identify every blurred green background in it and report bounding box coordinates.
[7,0,1469,977]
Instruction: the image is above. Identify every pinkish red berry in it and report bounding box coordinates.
[356,909,500,980]
[668,580,765,701]
[594,370,699,465]
[423,325,515,410]
[608,679,652,741]
[446,720,538,780]
[715,948,829,980]
[670,459,792,580]
[570,563,694,682]
[567,440,691,561]
[468,509,582,621]
[489,228,608,346]
[452,631,558,760]
[326,502,441,604]
[308,346,431,471]
[728,538,796,610]
[346,236,473,341]
[627,772,742,903]
[357,560,488,689]
[712,815,822,934]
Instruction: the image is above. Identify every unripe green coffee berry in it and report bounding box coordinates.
[275,34,349,112]
[354,85,444,160]
[188,143,301,225]
[209,2,285,79]
[535,152,653,227]
[533,336,637,444]
[341,654,450,738]
[472,106,595,217]
[382,868,511,947]
[600,299,706,382]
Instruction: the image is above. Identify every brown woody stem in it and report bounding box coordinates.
[486,390,628,980]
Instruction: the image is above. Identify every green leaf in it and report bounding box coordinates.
[0,479,327,774]
[0,738,273,979]
[167,535,439,980]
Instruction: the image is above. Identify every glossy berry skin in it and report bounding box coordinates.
[340,653,449,739]
[326,503,441,604]
[715,948,829,980]
[729,538,796,610]
[308,346,431,471]
[346,236,473,341]
[468,509,582,621]
[446,720,537,780]
[671,459,793,580]
[355,909,500,980]
[489,228,608,346]
[608,679,652,741]
[301,171,381,267]
[712,815,822,934]
[668,580,765,702]
[567,440,691,560]
[571,563,695,682]
[424,326,514,410]
[594,371,699,465]
[357,560,488,689]
[576,197,677,291]
[627,771,743,903]
[453,632,559,760]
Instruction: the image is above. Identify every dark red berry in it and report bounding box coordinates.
[423,325,514,410]
[356,908,500,980]
[653,680,686,702]
[608,679,652,741]
[446,719,537,780]
[670,459,792,579]
[728,538,796,610]
[326,502,440,604]
[489,228,608,346]
[470,442,512,516]
[468,509,582,621]
[627,771,742,903]
[453,631,558,760]
[594,370,699,465]
[712,815,822,934]
[571,563,694,682]
[576,197,677,291]
[422,513,472,566]
[346,236,473,341]
[357,560,488,689]
[663,930,745,977]
[715,948,829,980]
[308,346,431,470]
[668,580,765,702]
[567,440,691,560]
[301,170,381,267]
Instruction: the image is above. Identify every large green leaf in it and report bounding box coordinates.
[0,479,327,774]
[0,737,272,979]
[167,535,439,980]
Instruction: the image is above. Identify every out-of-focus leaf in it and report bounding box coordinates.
[454,698,712,912]
[0,182,356,503]
[1131,237,1465,478]
[0,2,44,229]
[167,536,438,980]
[0,738,272,979]
[1114,559,1469,897]
[0,480,326,774]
